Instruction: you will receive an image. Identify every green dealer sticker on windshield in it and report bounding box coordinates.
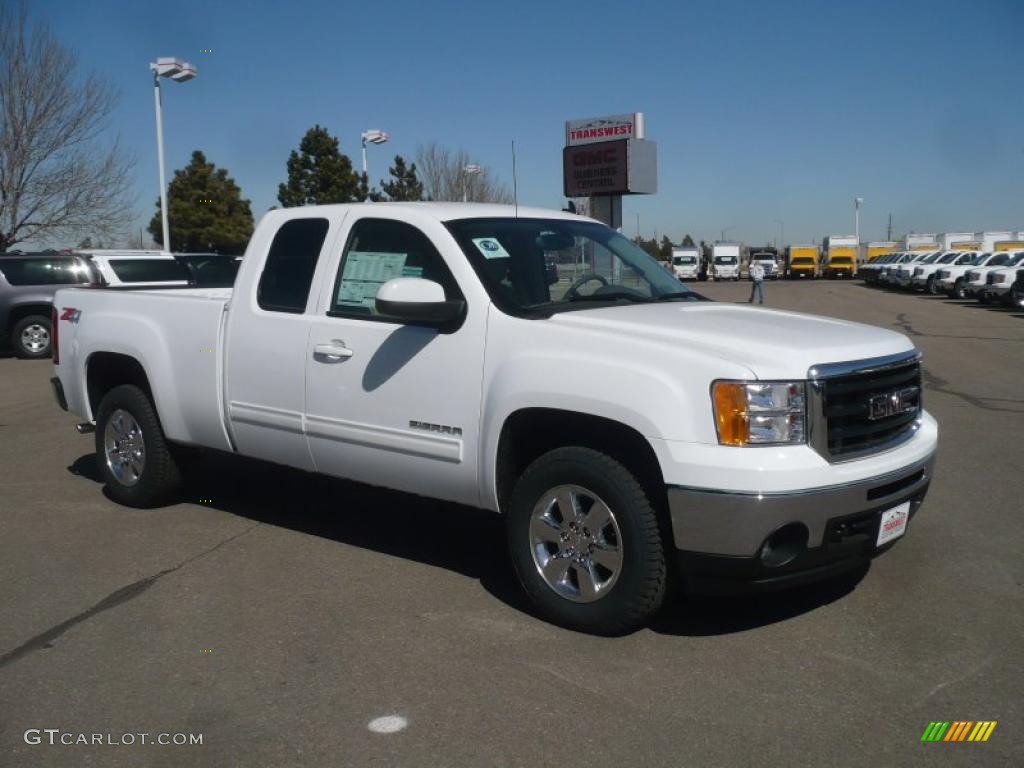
[472,237,511,260]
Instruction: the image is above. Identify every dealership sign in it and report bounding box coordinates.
[563,138,657,197]
[565,113,643,146]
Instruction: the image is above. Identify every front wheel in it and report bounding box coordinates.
[925,276,937,294]
[95,384,182,508]
[507,447,667,635]
[953,278,967,299]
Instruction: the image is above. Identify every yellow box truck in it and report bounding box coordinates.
[785,245,819,279]
[823,235,858,279]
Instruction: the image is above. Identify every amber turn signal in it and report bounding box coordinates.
[713,381,750,445]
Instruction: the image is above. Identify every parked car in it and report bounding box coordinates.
[910,251,973,293]
[0,251,99,358]
[749,250,781,280]
[980,252,1024,305]
[934,252,993,298]
[174,253,242,288]
[860,252,899,285]
[888,252,934,289]
[1010,268,1024,309]
[963,252,1024,300]
[51,203,938,635]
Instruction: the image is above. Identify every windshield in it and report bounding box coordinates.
[445,218,704,316]
[714,256,737,264]
[938,253,959,264]
[792,257,813,265]
[1004,253,1024,266]
[673,256,696,265]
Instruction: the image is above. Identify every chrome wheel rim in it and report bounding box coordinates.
[20,323,49,353]
[104,409,145,486]
[529,484,623,603]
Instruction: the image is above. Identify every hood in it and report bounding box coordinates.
[549,302,915,380]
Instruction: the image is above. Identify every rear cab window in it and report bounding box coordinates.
[257,218,331,313]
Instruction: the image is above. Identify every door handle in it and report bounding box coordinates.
[313,340,354,360]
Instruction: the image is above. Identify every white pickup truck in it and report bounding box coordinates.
[50,203,938,634]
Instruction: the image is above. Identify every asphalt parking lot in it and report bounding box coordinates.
[1,280,1021,767]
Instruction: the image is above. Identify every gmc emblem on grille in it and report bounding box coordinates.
[867,387,919,421]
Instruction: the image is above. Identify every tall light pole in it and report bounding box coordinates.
[150,57,196,254]
[461,164,481,202]
[774,219,784,249]
[854,196,864,263]
[361,130,389,201]
[721,226,733,242]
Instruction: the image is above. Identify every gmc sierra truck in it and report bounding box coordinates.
[50,203,938,635]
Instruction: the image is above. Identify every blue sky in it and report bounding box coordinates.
[36,0,1023,247]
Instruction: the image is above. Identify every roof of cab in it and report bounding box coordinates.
[264,201,596,224]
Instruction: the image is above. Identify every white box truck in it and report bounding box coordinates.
[938,233,979,251]
[710,243,741,280]
[670,246,701,280]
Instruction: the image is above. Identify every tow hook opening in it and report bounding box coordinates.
[75,422,95,434]
[759,523,809,568]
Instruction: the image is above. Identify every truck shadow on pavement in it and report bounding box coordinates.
[68,451,866,637]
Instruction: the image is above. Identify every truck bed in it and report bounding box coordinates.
[54,286,234,452]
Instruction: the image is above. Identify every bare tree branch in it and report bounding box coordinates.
[0,2,133,251]
[415,141,513,204]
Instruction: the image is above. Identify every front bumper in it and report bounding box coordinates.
[668,453,935,594]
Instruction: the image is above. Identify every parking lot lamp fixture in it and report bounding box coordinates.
[149,58,197,254]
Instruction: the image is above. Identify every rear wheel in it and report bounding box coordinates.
[953,278,968,299]
[95,384,182,508]
[507,447,667,635]
[11,315,52,359]
[925,275,937,294]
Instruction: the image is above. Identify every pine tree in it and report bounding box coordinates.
[682,234,695,247]
[659,235,674,261]
[147,150,253,254]
[381,155,424,201]
[277,125,364,206]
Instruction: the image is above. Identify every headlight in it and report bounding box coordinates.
[712,380,807,446]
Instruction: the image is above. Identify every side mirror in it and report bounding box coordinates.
[375,277,465,329]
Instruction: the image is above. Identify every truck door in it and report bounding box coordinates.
[303,215,486,506]
[224,216,336,471]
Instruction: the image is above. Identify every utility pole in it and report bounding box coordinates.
[887,213,893,241]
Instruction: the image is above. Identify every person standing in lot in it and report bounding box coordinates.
[748,261,765,304]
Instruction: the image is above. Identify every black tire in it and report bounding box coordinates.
[11,314,52,359]
[925,276,936,294]
[94,384,182,508]
[953,278,967,299]
[506,447,667,635]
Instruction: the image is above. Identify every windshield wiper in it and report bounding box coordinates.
[655,291,697,301]
[569,291,651,303]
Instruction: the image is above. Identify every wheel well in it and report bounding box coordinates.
[496,408,668,517]
[87,353,152,416]
[7,304,53,329]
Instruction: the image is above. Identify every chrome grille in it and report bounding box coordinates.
[808,353,922,461]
